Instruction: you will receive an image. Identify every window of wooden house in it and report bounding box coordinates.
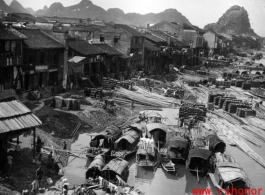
[39,52,45,64]
[15,41,21,56]
[0,41,4,56]
[5,41,10,52]
[139,37,142,44]
[53,52,59,65]
[114,35,119,43]
[100,34,105,42]
[11,41,16,55]
[135,37,139,44]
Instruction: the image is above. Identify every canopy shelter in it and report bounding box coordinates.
[206,134,226,153]
[215,162,250,189]
[101,158,129,181]
[165,132,189,160]
[186,148,212,173]
[146,123,168,147]
[114,129,140,151]
[0,97,42,173]
[86,155,105,179]
[90,125,122,148]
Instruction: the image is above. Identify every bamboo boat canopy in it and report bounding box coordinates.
[101,158,129,176]
[146,123,168,133]
[92,125,121,141]
[165,132,188,150]
[88,155,105,171]
[115,130,140,144]
[137,138,156,157]
[188,148,212,160]
[206,134,226,151]
[217,163,249,183]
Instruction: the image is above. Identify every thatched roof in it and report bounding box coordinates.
[115,130,140,144]
[165,132,188,150]
[188,148,212,160]
[88,155,105,171]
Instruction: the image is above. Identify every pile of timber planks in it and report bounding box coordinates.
[114,87,179,108]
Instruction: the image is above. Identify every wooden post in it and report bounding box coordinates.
[33,128,36,159]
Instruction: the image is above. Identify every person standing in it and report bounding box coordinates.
[36,166,44,188]
[63,141,67,150]
[36,90,41,104]
[14,143,21,161]
[131,100,134,111]
[7,153,13,173]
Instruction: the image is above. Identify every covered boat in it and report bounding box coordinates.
[205,132,226,153]
[136,137,158,169]
[111,129,140,158]
[165,132,189,161]
[146,123,168,148]
[101,158,129,182]
[186,148,213,174]
[88,125,122,157]
[86,155,105,179]
[210,162,251,195]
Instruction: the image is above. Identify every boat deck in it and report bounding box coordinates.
[86,148,110,158]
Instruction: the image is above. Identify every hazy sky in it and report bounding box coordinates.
[4,0,265,36]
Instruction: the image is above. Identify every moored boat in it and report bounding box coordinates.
[186,148,213,178]
[136,137,158,169]
[165,132,189,162]
[87,125,122,158]
[101,158,129,183]
[86,155,105,180]
[161,157,175,172]
[111,128,141,158]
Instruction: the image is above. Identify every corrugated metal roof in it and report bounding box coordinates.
[0,100,42,134]
[0,113,42,133]
[0,100,31,118]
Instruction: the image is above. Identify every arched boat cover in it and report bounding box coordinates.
[188,148,212,160]
[146,123,168,133]
[115,130,140,144]
[206,134,226,151]
[88,155,105,171]
[165,132,188,150]
[92,125,121,141]
[101,158,129,176]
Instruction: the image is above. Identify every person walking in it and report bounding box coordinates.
[36,90,41,104]
[7,153,13,173]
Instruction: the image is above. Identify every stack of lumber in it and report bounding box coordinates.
[114,87,178,108]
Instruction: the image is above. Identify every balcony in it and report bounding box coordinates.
[0,57,23,66]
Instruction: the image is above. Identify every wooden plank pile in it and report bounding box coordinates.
[114,87,177,108]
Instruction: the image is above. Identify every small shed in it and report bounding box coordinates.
[0,91,42,172]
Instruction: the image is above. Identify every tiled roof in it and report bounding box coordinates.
[115,24,144,37]
[62,26,98,32]
[0,25,27,40]
[15,28,64,49]
[182,23,195,30]
[0,100,42,133]
[144,33,166,43]
[144,40,161,51]
[92,43,123,55]
[69,40,106,55]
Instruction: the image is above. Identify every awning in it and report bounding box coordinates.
[68,56,86,63]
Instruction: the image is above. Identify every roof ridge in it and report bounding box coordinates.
[40,30,65,47]
[150,33,167,42]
